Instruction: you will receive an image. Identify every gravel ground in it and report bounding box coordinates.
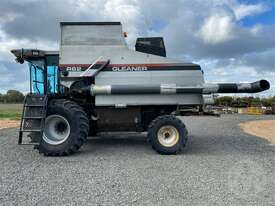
[0,115,274,206]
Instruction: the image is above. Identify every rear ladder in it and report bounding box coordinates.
[18,94,48,145]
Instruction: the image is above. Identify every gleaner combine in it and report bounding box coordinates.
[11,22,270,156]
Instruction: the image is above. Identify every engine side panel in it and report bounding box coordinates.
[95,70,204,106]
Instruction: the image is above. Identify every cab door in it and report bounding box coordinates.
[45,54,59,94]
[29,54,59,94]
[29,59,45,94]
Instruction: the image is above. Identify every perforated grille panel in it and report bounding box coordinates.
[25,107,44,117]
[23,119,42,130]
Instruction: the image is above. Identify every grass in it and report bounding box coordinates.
[0,112,22,120]
[0,104,22,120]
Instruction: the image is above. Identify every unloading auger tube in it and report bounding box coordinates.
[80,80,270,95]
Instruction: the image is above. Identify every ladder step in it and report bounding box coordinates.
[21,129,42,132]
[19,142,39,146]
[23,116,44,119]
[25,104,45,107]
[19,94,48,145]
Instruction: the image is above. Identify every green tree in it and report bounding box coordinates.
[215,96,233,106]
[251,97,261,106]
[5,90,24,103]
[261,98,272,107]
[214,96,275,108]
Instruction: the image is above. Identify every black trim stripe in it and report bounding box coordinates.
[59,63,199,67]
[59,63,201,72]
[60,22,121,26]
[60,77,90,81]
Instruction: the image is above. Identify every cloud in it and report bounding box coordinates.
[198,13,236,44]
[102,0,148,44]
[0,0,147,45]
[242,49,275,71]
[233,3,268,20]
[199,59,275,96]
[0,62,29,94]
[1,0,274,60]
[0,28,58,62]
[158,1,275,60]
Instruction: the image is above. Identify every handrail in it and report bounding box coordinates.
[80,56,103,77]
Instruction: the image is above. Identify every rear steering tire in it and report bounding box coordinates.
[148,115,188,155]
[38,99,89,156]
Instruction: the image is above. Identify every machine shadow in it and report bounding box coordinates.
[78,133,219,156]
[78,133,151,154]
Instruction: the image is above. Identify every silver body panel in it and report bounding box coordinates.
[59,23,205,106]
[97,94,203,106]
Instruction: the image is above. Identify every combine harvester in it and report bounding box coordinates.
[11,22,270,156]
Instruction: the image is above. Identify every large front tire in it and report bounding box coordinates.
[148,115,188,155]
[38,99,89,156]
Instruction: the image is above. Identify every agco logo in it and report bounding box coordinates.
[66,66,82,72]
[112,66,148,72]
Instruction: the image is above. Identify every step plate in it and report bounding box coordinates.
[22,119,42,131]
[25,107,45,118]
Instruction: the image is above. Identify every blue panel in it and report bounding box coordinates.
[47,66,58,93]
[29,62,59,94]
[30,63,44,94]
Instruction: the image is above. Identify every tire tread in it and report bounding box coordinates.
[148,115,188,155]
[38,99,89,156]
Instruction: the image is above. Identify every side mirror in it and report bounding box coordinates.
[16,57,24,64]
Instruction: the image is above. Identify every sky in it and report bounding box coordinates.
[0,0,275,96]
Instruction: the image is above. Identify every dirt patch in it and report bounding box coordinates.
[239,120,275,145]
[0,119,20,130]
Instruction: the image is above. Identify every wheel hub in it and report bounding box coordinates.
[157,125,179,147]
[43,115,71,145]
[55,122,66,134]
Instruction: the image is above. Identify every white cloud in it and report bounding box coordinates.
[233,3,268,20]
[198,14,236,44]
[0,27,58,62]
[103,0,147,45]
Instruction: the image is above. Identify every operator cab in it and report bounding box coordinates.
[135,37,166,57]
[11,49,60,95]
